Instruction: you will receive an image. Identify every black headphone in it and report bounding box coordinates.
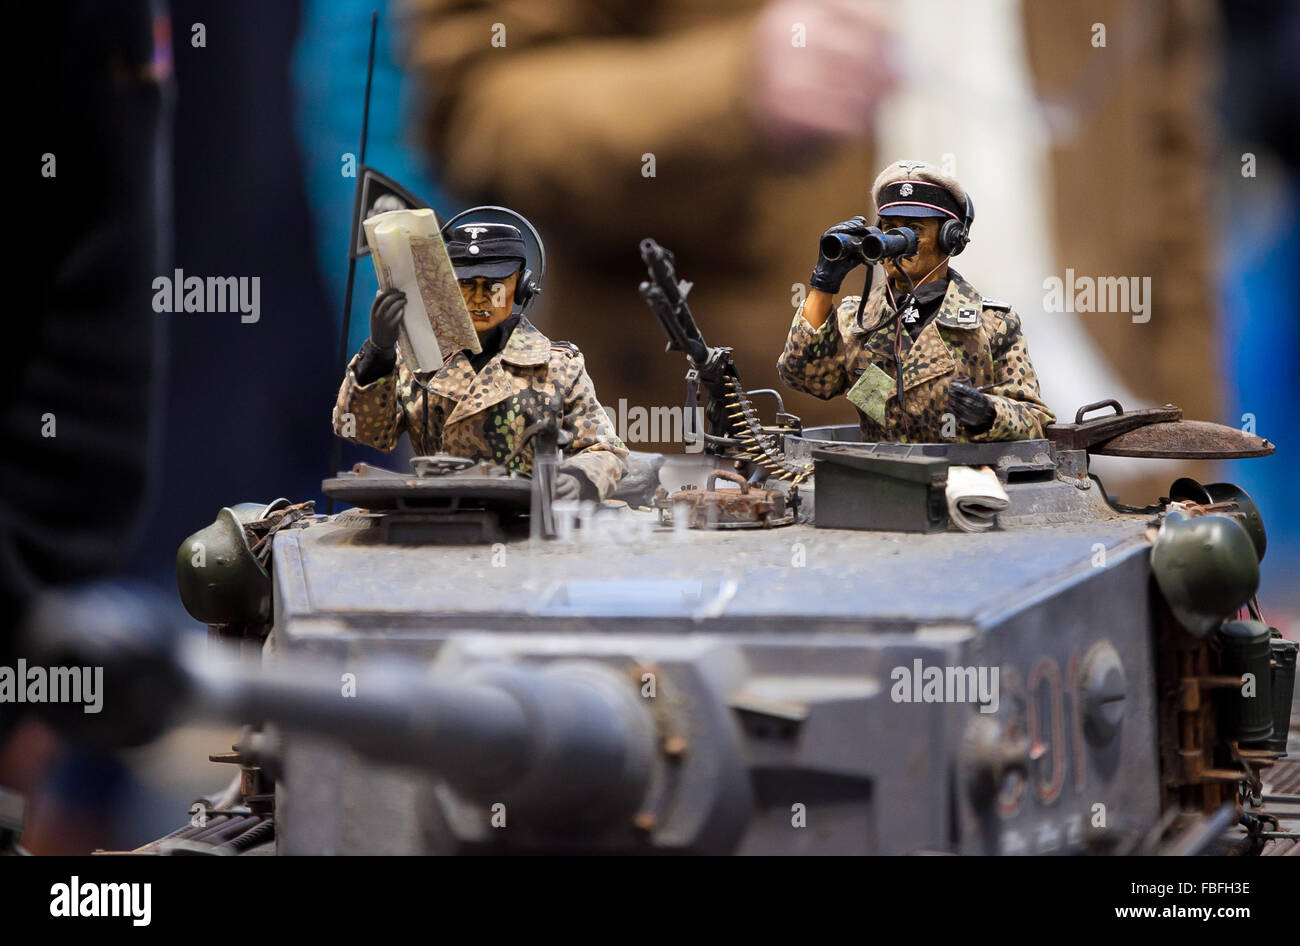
[511,265,541,309]
[439,205,546,312]
[938,194,975,257]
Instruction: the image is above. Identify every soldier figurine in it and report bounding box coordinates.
[777,160,1054,443]
[333,218,627,500]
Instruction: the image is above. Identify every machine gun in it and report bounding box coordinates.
[637,239,811,482]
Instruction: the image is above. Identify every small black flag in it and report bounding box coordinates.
[349,166,435,259]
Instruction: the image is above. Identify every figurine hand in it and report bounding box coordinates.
[369,288,407,350]
[810,216,870,293]
[948,381,996,431]
[554,472,583,501]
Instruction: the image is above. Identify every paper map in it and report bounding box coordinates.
[362,208,480,373]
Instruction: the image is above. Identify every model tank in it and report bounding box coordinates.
[28,241,1295,857]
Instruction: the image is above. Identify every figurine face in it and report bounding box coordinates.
[458,271,520,333]
[880,216,946,286]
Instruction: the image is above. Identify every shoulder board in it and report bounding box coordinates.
[550,340,580,355]
[981,298,1013,311]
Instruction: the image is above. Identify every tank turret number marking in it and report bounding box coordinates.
[997,651,1092,818]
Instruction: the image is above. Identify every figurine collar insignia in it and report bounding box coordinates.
[857,270,982,333]
[933,271,987,330]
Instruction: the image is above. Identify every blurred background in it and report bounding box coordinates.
[3,0,1296,852]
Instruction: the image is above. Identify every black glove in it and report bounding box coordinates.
[354,289,406,384]
[810,215,870,293]
[948,381,996,433]
[369,288,406,349]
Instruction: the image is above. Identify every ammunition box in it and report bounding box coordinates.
[811,445,948,533]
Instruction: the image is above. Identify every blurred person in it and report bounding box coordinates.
[1,0,170,707]
[1,0,170,617]
[778,161,1053,442]
[1,0,173,853]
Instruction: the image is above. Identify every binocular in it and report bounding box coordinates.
[821,226,918,264]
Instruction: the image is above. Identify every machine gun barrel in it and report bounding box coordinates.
[638,238,711,369]
[638,237,756,455]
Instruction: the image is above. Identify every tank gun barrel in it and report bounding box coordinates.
[186,652,656,824]
[189,656,529,786]
[21,586,656,827]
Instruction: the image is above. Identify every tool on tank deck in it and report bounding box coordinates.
[653,470,797,529]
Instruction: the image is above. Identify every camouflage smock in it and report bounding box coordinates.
[333,317,627,499]
[777,270,1055,442]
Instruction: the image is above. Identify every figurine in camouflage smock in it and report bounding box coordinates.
[333,315,627,500]
[334,215,627,501]
[778,269,1054,443]
[778,159,1054,443]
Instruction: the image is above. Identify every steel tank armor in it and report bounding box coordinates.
[145,408,1294,855]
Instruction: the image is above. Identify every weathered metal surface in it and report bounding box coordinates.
[811,446,948,533]
[258,445,1175,855]
[788,428,1057,481]
[1044,400,1182,451]
[654,470,793,529]
[272,504,1145,628]
[1091,419,1276,459]
[269,498,1161,854]
[322,458,532,511]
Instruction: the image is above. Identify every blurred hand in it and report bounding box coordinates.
[749,0,899,148]
[949,381,996,431]
[554,472,583,501]
[369,288,406,350]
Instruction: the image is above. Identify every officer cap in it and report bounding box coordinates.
[872,160,968,220]
[445,222,527,280]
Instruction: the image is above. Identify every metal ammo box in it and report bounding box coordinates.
[811,443,949,532]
